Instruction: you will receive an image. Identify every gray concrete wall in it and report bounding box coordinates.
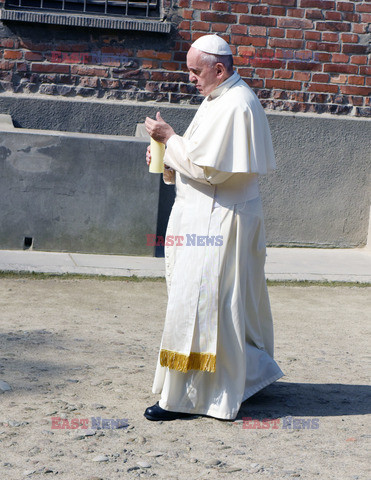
[0,94,370,250]
[0,126,160,255]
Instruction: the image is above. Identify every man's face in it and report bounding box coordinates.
[186,47,222,97]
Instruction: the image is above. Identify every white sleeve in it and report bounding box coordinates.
[164,135,233,185]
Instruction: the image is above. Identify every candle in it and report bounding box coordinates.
[149,137,165,174]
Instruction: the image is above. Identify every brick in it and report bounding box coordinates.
[349,96,364,106]
[270,38,304,49]
[313,52,331,62]
[24,52,44,61]
[287,8,305,18]
[356,3,371,13]
[192,21,210,31]
[329,74,347,84]
[249,26,267,36]
[287,61,321,71]
[32,63,70,74]
[348,76,365,86]
[192,0,210,8]
[306,41,340,52]
[275,69,293,79]
[212,23,229,32]
[162,62,179,71]
[71,65,108,77]
[256,68,273,78]
[277,18,313,29]
[272,90,287,100]
[342,44,368,55]
[331,53,349,63]
[287,30,303,39]
[312,73,330,82]
[200,12,237,23]
[295,50,313,60]
[266,0,296,5]
[54,43,90,53]
[300,0,335,8]
[305,31,321,40]
[231,36,267,47]
[343,13,360,22]
[324,11,342,20]
[323,64,358,74]
[251,6,269,15]
[308,83,338,93]
[266,79,302,90]
[350,55,368,65]
[322,32,338,42]
[156,52,172,61]
[353,24,367,34]
[3,50,22,60]
[293,71,311,81]
[338,1,353,12]
[231,3,249,13]
[305,9,323,19]
[269,28,285,38]
[236,67,254,77]
[179,20,191,29]
[309,93,328,103]
[340,86,371,96]
[79,77,99,88]
[212,2,229,11]
[275,48,294,59]
[179,0,190,6]
[0,39,14,48]
[244,78,264,89]
[291,92,308,102]
[341,33,359,43]
[270,6,286,15]
[250,58,284,68]
[0,60,14,70]
[141,60,159,69]
[240,15,276,26]
[238,46,256,56]
[316,22,351,32]
[231,25,248,34]
[183,10,194,19]
[137,50,159,59]
[16,62,28,72]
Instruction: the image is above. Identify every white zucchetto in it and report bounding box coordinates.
[191,34,232,56]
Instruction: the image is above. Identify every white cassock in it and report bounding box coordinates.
[152,72,284,420]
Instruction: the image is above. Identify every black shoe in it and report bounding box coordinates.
[144,402,194,421]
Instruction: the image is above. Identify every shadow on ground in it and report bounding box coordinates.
[237,381,371,419]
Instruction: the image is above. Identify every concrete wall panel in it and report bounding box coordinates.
[0,128,159,255]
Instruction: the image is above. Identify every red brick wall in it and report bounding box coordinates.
[0,0,370,116]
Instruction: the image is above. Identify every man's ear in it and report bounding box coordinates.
[215,62,226,78]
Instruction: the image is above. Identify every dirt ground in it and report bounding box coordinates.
[0,276,369,480]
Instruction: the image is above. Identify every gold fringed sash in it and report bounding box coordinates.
[160,349,216,373]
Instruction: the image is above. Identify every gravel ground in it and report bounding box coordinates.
[0,276,369,480]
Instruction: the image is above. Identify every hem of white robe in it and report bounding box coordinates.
[242,369,284,404]
[156,369,284,421]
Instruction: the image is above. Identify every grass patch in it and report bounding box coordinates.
[0,271,166,282]
[266,279,370,288]
[0,271,369,287]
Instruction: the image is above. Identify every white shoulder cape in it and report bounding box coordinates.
[185,73,276,174]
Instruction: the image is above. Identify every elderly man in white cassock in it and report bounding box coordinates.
[144,34,283,421]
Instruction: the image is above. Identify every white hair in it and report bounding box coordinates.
[200,52,234,73]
